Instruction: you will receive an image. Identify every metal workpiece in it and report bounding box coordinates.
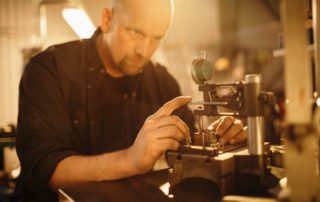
[167,144,246,197]
[167,143,276,197]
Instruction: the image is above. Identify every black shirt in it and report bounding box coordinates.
[12,28,195,201]
[101,75,134,152]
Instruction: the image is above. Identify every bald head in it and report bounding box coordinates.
[111,0,174,12]
[111,0,174,24]
[98,0,175,77]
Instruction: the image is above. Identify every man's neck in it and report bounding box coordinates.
[96,34,124,78]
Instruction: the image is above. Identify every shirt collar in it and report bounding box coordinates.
[88,27,104,70]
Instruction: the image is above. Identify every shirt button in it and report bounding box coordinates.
[100,69,105,74]
[87,84,92,89]
[73,119,79,125]
[123,93,128,100]
[132,92,137,98]
[90,121,95,125]
[89,66,94,71]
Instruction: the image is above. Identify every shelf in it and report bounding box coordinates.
[273,45,314,57]
[0,137,15,147]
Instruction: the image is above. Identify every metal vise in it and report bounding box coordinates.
[167,51,280,197]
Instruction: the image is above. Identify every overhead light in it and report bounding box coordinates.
[62,7,95,39]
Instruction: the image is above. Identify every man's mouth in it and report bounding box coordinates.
[129,57,144,64]
[127,58,146,68]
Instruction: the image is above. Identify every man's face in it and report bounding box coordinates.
[103,0,172,76]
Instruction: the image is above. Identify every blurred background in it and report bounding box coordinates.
[0,0,284,200]
[0,0,283,124]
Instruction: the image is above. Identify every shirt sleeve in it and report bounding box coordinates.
[16,52,80,193]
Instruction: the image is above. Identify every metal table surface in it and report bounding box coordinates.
[59,169,221,202]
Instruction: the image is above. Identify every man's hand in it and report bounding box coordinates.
[208,116,247,145]
[127,96,192,174]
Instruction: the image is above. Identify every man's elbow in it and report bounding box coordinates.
[48,157,74,191]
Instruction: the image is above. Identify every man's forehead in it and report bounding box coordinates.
[113,0,173,36]
[113,0,173,15]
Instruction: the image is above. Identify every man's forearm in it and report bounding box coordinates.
[49,97,195,191]
[49,148,138,190]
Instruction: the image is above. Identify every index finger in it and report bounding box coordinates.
[148,96,192,120]
[216,116,235,135]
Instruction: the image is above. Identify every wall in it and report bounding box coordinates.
[0,0,40,124]
[0,0,282,124]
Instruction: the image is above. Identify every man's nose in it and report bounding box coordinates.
[135,38,152,58]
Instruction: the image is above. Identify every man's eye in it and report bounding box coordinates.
[128,29,143,38]
[130,30,138,35]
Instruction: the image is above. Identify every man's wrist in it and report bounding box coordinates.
[122,147,140,176]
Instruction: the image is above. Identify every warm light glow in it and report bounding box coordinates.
[159,182,170,195]
[279,177,287,188]
[316,97,320,107]
[11,166,21,179]
[214,57,230,71]
[62,8,95,39]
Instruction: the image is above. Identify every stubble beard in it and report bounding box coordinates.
[117,56,147,76]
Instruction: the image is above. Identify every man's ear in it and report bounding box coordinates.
[100,7,113,33]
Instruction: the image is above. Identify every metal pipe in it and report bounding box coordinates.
[245,75,265,155]
[247,117,265,155]
[189,101,229,106]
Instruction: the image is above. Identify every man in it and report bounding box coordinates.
[12,0,247,201]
